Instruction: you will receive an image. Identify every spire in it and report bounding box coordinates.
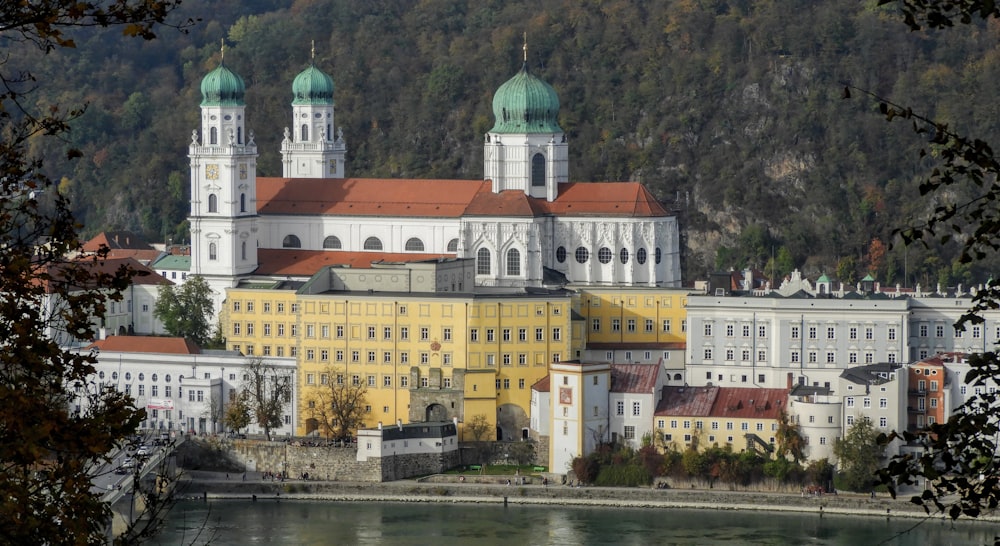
[523,32,528,63]
[220,38,225,63]
[311,39,315,63]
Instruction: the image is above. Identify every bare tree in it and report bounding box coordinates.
[304,366,367,440]
[239,357,292,440]
[465,414,492,442]
[223,390,251,435]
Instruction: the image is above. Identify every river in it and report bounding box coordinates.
[151,499,996,545]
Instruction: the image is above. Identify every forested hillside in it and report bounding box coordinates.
[21,0,1000,285]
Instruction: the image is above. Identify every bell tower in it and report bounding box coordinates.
[281,43,346,178]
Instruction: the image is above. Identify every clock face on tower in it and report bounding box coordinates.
[206,164,219,180]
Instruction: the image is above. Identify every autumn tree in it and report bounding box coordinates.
[154,275,216,346]
[0,1,187,544]
[775,411,806,464]
[464,414,492,442]
[833,417,883,492]
[239,356,293,440]
[223,390,252,435]
[304,367,368,440]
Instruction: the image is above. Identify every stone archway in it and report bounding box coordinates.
[496,403,528,442]
[305,418,319,436]
[425,403,448,422]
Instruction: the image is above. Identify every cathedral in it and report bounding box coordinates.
[187,49,681,306]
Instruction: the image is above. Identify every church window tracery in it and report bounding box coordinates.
[598,247,613,264]
[447,239,459,252]
[282,234,301,248]
[323,236,342,249]
[531,153,545,187]
[405,238,425,251]
[575,247,589,264]
[620,248,629,264]
[636,248,647,265]
[506,248,521,276]
[363,236,383,250]
[477,248,491,275]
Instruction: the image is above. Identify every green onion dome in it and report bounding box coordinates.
[490,63,561,134]
[292,64,334,105]
[200,63,246,106]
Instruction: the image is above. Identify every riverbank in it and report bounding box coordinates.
[177,470,997,522]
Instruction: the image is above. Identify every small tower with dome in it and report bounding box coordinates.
[281,43,346,178]
[484,38,568,202]
[188,43,259,313]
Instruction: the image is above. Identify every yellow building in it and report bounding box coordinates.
[222,260,572,441]
[653,386,787,454]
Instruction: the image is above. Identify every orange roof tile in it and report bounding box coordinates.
[257,177,488,218]
[39,257,170,294]
[710,388,788,420]
[87,336,201,355]
[531,375,550,392]
[256,249,452,277]
[82,231,154,251]
[256,178,669,219]
[611,363,660,393]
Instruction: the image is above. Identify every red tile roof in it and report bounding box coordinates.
[82,231,153,251]
[256,178,669,219]
[87,336,201,355]
[531,375,550,392]
[39,257,170,294]
[654,386,719,417]
[611,363,660,393]
[710,388,788,420]
[255,249,453,277]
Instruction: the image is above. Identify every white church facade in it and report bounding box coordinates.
[187,50,681,310]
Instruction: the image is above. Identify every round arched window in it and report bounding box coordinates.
[405,238,425,252]
[363,236,383,250]
[99,371,105,380]
[152,374,158,382]
[138,373,145,381]
[165,374,171,383]
[323,235,342,249]
[556,246,567,263]
[620,248,629,264]
[575,247,590,264]
[447,239,459,252]
[637,248,647,265]
[282,234,301,248]
[112,372,118,381]
[598,247,612,264]
[125,372,131,381]
[655,247,662,264]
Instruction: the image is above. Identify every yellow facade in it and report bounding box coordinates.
[654,415,779,453]
[574,287,688,348]
[223,285,571,441]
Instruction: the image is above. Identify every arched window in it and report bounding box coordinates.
[477,247,491,275]
[240,193,246,213]
[323,236,342,249]
[363,236,383,250]
[531,153,545,187]
[301,124,309,141]
[636,248,647,265]
[447,239,459,252]
[620,248,629,264]
[598,247,613,264]
[241,241,247,260]
[327,124,332,141]
[655,247,662,264]
[575,247,589,264]
[555,246,566,263]
[209,242,217,260]
[506,248,520,276]
[208,194,218,213]
[237,127,242,145]
[405,237,425,251]
[282,234,301,248]
[210,127,218,145]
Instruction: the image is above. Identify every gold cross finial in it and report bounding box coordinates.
[311,39,315,61]
[220,38,225,62]
[523,32,528,62]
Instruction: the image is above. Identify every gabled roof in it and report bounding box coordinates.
[654,386,718,417]
[256,178,670,219]
[83,231,153,251]
[255,249,451,277]
[87,336,201,355]
[710,388,787,420]
[610,363,660,394]
[39,257,170,294]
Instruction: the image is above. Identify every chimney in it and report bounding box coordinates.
[377,421,382,430]
[397,419,403,429]
[787,373,793,390]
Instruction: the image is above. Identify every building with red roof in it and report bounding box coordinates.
[187,49,681,313]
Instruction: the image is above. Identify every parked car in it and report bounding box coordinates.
[121,457,135,469]
[136,445,152,458]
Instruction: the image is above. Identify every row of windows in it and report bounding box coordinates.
[657,419,778,432]
[614,400,644,416]
[232,301,298,314]
[790,325,897,342]
[476,247,521,276]
[555,246,662,265]
[593,318,684,333]
[703,348,769,362]
[469,327,562,342]
[205,193,249,213]
[789,350,892,364]
[917,324,991,338]
[234,343,559,364]
[282,235,461,252]
[231,323,562,343]
[662,433,778,445]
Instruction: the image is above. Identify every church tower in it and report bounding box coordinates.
[280,47,346,178]
[188,54,259,305]
[484,43,568,202]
